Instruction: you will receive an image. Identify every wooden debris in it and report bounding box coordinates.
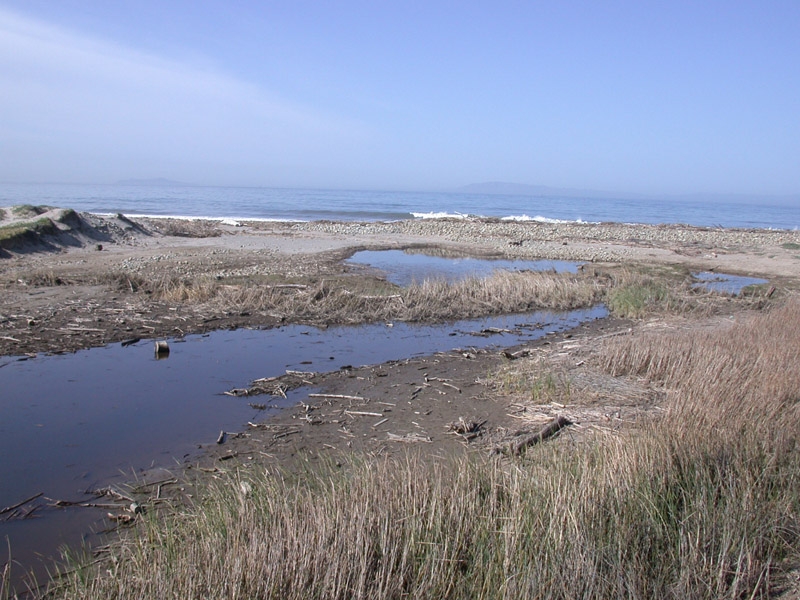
[309,393,366,401]
[224,388,250,397]
[387,432,432,443]
[93,486,134,503]
[502,349,533,360]
[492,416,573,456]
[154,340,170,357]
[1,491,43,516]
[273,429,301,439]
[448,418,487,439]
[345,410,383,418]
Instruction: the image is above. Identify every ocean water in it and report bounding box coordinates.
[1,182,798,230]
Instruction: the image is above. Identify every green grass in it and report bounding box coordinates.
[10,204,49,218]
[0,217,57,248]
[781,242,800,250]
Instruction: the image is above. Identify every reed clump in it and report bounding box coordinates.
[108,269,605,325]
[38,299,800,599]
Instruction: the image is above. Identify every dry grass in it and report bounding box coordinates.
[102,269,605,325]
[600,299,800,435]
[31,299,800,599]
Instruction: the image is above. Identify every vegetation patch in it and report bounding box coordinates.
[782,242,800,250]
[10,204,50,218]
[0,217,57,249]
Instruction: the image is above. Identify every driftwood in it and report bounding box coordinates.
[1,491,43,515]
[493,416,573,456]
[309,393,365,401]
[344,410,384,418]
[387,432,432,443]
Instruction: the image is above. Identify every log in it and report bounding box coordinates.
[494,416,572,456]
[154,340,170,357]
[1,492,43,515]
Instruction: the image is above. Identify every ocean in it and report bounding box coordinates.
[1,182,798,230]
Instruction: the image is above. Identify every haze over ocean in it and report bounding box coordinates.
[0,182,797,230]
[1,4,799,201]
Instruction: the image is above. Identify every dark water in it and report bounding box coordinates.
[1,183,798,229]
[346,249,581,286]
[0,306,606,581]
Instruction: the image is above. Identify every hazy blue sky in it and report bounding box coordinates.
[1,1,798,195]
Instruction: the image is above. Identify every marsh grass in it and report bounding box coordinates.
[102,269,605,325]
[33,299,800,599]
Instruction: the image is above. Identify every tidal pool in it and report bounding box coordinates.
[0,305,606,580]
[692,272,768,295]
[346,249,582,286]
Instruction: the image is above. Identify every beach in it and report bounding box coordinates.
[2,210,798,357]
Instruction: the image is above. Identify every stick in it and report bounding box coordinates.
[309,393,366,401]
[1,492,43,515]
[345,410,383,417]
[273,429,300,439]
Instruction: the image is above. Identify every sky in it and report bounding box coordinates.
[1,1,799,195]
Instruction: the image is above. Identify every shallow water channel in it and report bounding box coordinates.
[1,305,606,581]
[692,271,768,294]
